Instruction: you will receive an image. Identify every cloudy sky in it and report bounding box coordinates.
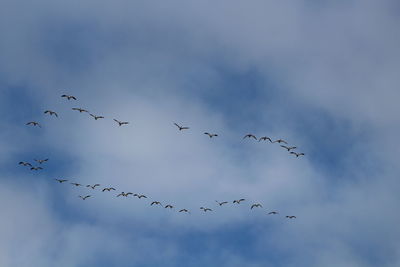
[1,0,399,266]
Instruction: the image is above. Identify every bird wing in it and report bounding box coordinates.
[173,123,181,128]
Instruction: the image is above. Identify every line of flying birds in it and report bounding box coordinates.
[20,93,301,219]
[25,94,305,157]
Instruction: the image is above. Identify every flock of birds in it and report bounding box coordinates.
[21,94,302,219]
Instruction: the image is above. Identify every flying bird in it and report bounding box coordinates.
[61,95,77,100]
[26,121,41,127]
[280,145,297,151]
[286,216,296,219]
[102,187,116,192]
[179,209,190,213]
[34,159,48,164]
[44,110,58,117]
[251,203,263,209]
[113,119,129,126]
[268,211,279,215]
[79,195,91,200]
[71,183,82,187]
[200,207,212,212]
[173,122,189,131]
[133,194,147,199]
[151,201,162,206]
[72,108,89,113]
[204,132,218,138]
[243,134,257,140]
[30,166,43,171]
[273,139,288,144]
[86,184,100,189]
[89,114,104,120]
[19,161,32,167]
[290,152,305,157]
[165,205,174,209]
[116,192,126,197]
[258,136,272,142]
[233,199,245,204]
[55,179,68,183]
[215,201,228,206]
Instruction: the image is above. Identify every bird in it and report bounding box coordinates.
[34,159,49,164]
[200,207,212,212]
[30,166,43,171]
[173,122,189,131]
[26,121,41,127]
[258,136,272,142]
[44,110,58,117]
[280,145,297,151]
[116,192,126,197]
[286,216,296,219]
[179,209,190,213]
[86,184,100,189]
[233,199,245,204]
[215,201,228,206]
[72,108,89,113]
[165,205,174,209]
[113,119,129,126]
[290,152,305,157]
[102,187,116,192]
[19,161,32,167]
[89,114,104,120]
[55,179,68,183]
[133,194,147,199]
[251,203,263,209]
[268,211,279,215]
[243,134,257,140]
[61,94,77,100]
[79,195,91,200]
[204,132,218,138]
[151,201,162,206]
[273,139,288,144]
[71,183,82,187]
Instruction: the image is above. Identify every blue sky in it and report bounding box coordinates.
[1,0,400,266]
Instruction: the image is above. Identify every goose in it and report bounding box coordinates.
[290,152,305,157]
[55,179,68,183]
[151,201,162,206]
[30,166,43,171]
[173,122,189,131]
[89,114,104,120]
[19,161,32,167]
[34,159,48,164]
[200,207,212,212]
[133,194,147,199]
[44,110,58,117]
[71,183,82,186]
[86,184,100,189]
[79,195,91,200]
[268,211,279,215]
[204,132,218,138]
[250,203,263,209]
[179,209,190,213]
[286,215,296,219]
[258,136,272,142]
[26,121,41,127]
[165,205,174,209]
[72,108,88,113]
[102,187,116,192]
[280,145,297,151]
[273,139,288,144]
[215,201,228,206]
[61,95,77,100]
[233,199,245,204]
[113,119,129,126]
[243,134,257,140]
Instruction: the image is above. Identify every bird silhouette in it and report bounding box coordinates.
[86,184,100,189]
[215,201,228,206]
[268,211,279,215]
[280,145,297,151]
[258,136,272,142]
[71,183,82,186]
[286,215,296,219]
[290,152,305,157]
[89,114,104,120]
[102,187,116,192]
[151,201,162,206]
[30,166,43,171]
[204,132,218,138]
[243,134,257,140]
[200,207,212,212]
[251,203,263,209]
[55,179,68,183]
[273,139,288,144]
[133,194,147,199]
[19,161,32,167]
[165,205,174,209]
[173,123,189,131]
[79,195,91,200]
[233,199,245,204]
[179,209,190,213]
[26,121,41,127]
[44,110,58,117]
[61,95,77,100]
[113,119,129,126]
[72,108,89,113]
[34,159,48,164]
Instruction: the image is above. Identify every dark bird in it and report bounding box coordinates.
[116,192,126,197]
[268,211,279,215]
[113,119,129,126]
[102,187,116,192]
[133,194,147,199]
[200,207,212,212]
[55,179,68,183]
[290,152,305,157]
[280,145,297,151]
[72,108,89,113]
[165,205,174,209]
[179,209,190,213]
[286,215,296,219]
[273,139,288,144]
[258,136,272,142]
[19,161,32,167]
[26,121,41,127]
[44,110,58,117]
[251,203,263,209]
[243,134,257,140]
[86,184,100,189]
[204,132,218,138]
[30,166,43,171]
[233,199,245,204]
[79,195,91,200]
[215,201,228,206]
[89,114,104,120]
[61,95,77,100]
[173,122,189,131]
[71,183,82,187]
[151,201,162,206]
[34,159,48,164]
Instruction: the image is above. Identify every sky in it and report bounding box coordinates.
[1,0,400,266]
